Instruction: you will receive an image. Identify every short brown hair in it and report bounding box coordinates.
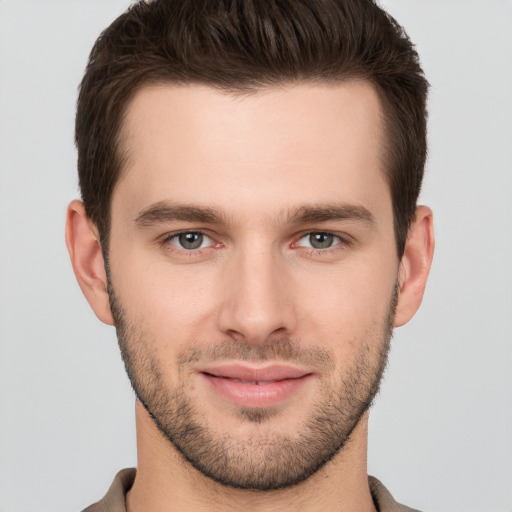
[76,0,428,256]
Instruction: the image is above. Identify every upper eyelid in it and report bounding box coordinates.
[161,228,345,238]
[162,229,213,240]
[294,229,350,242]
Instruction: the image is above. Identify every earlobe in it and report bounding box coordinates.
[65,200,115,325]
[394,205,435,327]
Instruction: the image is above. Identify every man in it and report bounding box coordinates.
[65,0,434,510]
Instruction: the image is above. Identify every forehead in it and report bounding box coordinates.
[114,81,389,222]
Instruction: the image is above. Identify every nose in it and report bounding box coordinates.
[216,247,297,345]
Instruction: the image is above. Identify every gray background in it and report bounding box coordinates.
[0,1,511,511]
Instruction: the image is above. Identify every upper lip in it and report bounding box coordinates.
[199,364,311,382]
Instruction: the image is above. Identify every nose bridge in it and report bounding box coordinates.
[217,242,296,343]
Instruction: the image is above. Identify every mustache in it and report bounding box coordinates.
[177,338,335,371]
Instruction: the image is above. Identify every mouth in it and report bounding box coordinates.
[198,364,314,408]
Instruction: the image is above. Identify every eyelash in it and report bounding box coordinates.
[160,230,350,256]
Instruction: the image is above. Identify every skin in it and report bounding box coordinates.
[66,81,434,511]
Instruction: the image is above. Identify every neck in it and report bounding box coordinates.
[126,401,376,512]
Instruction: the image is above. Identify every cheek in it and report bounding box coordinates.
[112,254,220,338]
[294,260,397,347]
[110,262,216,389]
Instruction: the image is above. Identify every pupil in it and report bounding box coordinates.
[179,232,202,249]
[310,233,333,249]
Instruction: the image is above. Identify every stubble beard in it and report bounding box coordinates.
[108,280,397,491]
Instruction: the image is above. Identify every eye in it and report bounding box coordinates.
[296,232,342,250]
[168,231,213,250]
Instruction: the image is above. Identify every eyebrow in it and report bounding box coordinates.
[288,204,376,227]
[134,201,375,228]
[134,202,229,227]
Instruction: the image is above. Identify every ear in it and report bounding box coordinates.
[65,200,115,325]
[394,205,435,327]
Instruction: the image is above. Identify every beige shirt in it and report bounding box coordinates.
[82,469,421,512]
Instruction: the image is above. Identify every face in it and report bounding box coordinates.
[107,82,399,490]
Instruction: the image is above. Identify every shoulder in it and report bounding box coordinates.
[369,476,422,512]
[82,468,136,512]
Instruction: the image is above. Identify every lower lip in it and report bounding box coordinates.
[200,373,313,408]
